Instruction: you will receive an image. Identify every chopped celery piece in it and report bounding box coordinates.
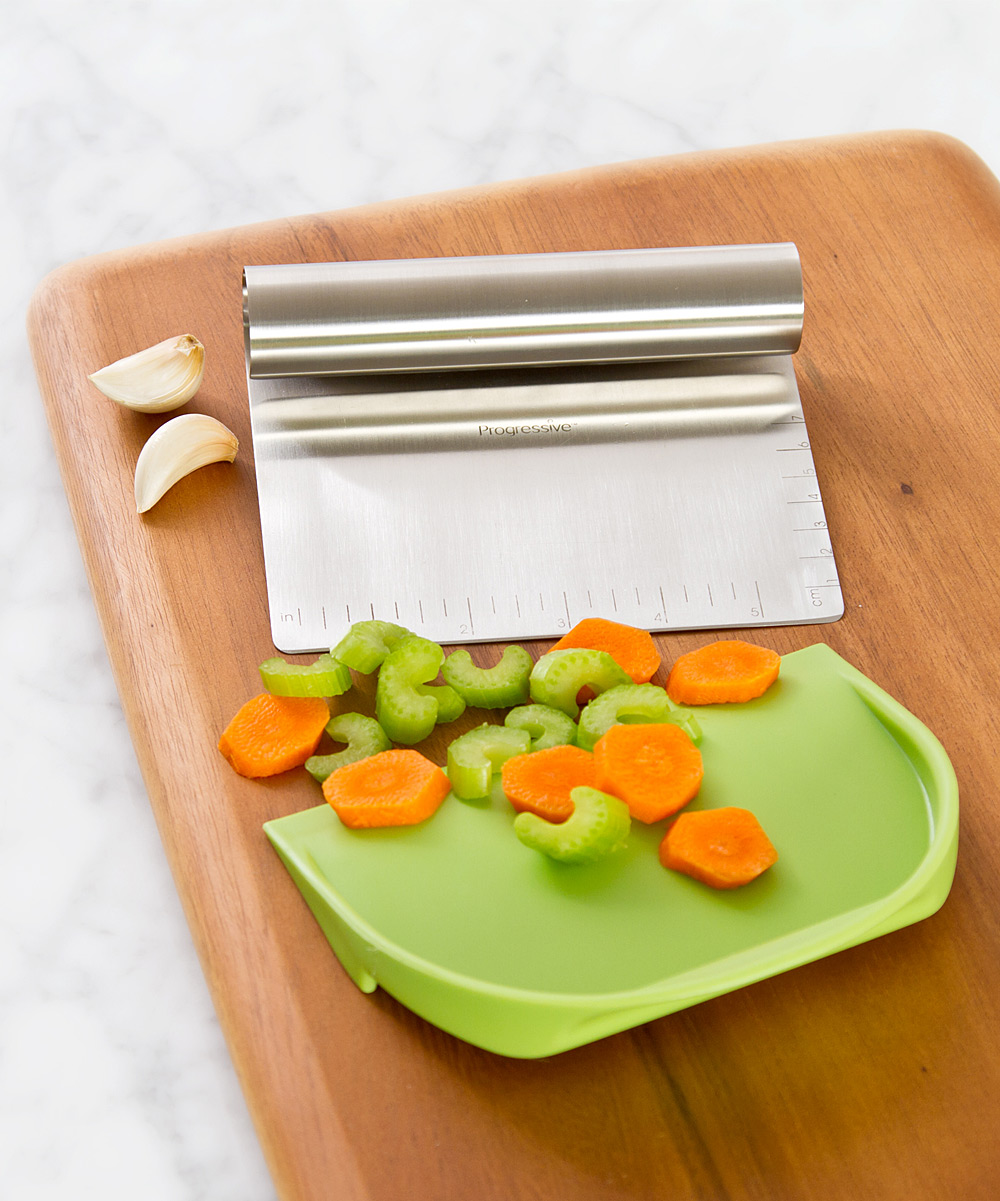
[331,620,412,674]
[441,646,533,708]
[305,713,391,784]
[415,683,467,724]
[258,653,352,698]
[657,702,700,745]
[375,636,448,744]
[529,648,632,719]
[446,723,531,799]
[576,683,701,751]
[514,786,631,864]
[504,704,578,750]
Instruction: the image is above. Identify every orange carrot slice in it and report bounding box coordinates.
[666,640,780,705]
[218,693,330,778]
[593,722,702,824]
[500,744,598,823]
[551,618,661,684]
[659,807,778,889]
[322,748,450,828]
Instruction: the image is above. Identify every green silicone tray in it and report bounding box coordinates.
[264,644,959,1058]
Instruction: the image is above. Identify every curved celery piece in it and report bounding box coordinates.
[504,703,578,751]
[529,648,632,719]
[258,653,352,698]
[446,723,531,799]
[514,786,631,864]
[415,683,467,724]
[658,701,700,745]
[375,635,448,744]
[331,620,412,674]
[441,646,533,708]
[305,713,391,784]
[576,683,701,751]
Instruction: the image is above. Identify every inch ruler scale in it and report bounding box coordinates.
[244,245,843,652]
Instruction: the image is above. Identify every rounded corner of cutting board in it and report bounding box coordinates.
[27,259,87,342]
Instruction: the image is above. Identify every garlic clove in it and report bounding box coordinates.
[89,334,206,412]
[134,413,238,514]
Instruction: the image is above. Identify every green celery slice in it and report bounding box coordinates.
[305,713,391,784]
[576,683,701,751]
[441,646,533,708]
[375,636,447,744]
[259,653,352,698]
[446,723,532,799]
[504,703,578,750]
[415,683,467,724]
[331,620,412,673]
[514,786,631,864]
[529,648,632,719]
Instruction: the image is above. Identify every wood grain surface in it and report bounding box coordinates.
[27,131,1000,1200]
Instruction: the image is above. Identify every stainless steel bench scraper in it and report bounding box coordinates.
[243,243,842,652]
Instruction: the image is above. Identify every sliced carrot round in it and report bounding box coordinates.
[218,693,330,778]
[550,617,661,684]
[322,748,450,829]
[659,807,778,888]
[500,744,598,823]
[593,722,702,824]
[666,640,780,705]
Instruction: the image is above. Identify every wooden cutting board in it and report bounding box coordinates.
[28,131,1000,1200]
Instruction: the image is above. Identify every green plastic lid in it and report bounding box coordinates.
[264,644,958,1058]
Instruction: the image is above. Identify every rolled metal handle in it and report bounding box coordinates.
[243,243,803,378]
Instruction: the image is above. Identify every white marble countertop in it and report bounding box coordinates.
[5,2,1000,1197]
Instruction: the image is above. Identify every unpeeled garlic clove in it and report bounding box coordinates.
[89,334,206,412]
[134,413,238,513]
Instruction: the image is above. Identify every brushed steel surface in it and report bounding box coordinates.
[247,357,841,652]
[244,244,803,377]
[249,368,797,457]
[243,245,840,651]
